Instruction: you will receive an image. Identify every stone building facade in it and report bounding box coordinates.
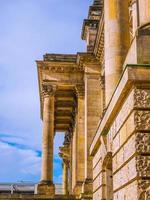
[1,0,148,200]
[35,0,150,200]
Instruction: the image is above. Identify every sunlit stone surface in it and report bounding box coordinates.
[1,0,150,199]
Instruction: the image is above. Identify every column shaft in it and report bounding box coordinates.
[63,161,69,195]
[37,92,55,196]
[105,0,130,105]
[75,96,85,195]
[138,0,150,26]
[41,95,54,182]
[71,124,77,190]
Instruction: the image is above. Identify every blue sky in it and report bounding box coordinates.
[0,0,91,184]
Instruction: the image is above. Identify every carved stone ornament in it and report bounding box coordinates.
[99,75,105,89]
[76,83,85,97]
[136,132,150,154]
[138,179,150,199]
[43,64,84,73]
[42,84,57,97]
[136,155,150,177]
[134,89,150,108]
[49,66,84,73]
[63,131,71,145]
[135,111,150,131]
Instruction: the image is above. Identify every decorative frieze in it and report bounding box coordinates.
[47,65,84,73]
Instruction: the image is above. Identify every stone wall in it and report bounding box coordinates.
[92,86,150,200]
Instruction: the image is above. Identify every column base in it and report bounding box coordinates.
[82,179,93,195]
[36,181,55,196]
[73,181,83,196]
[80,193,93,200]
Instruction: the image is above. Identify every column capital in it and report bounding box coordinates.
[63,131,72,145]
[62,157,70,166]
[59,145,70,159]
[42,84,57,97]
[99,75,105,89]
[75,83,85,98]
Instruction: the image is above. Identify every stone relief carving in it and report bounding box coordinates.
[63,131,72,145]
[47,65,84,73]
[42,84,57,97]
[75,83,85,97]
[134,89,150,108]
[136,155,150,177]
[138,180,150,200]
[136,132,150,154]
[135,111,150,131]
[99,75,105,89]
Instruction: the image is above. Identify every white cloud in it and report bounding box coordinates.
[0,0,91,183]
[0,141,41,182]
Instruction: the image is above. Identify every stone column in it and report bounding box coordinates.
[37,84,56,196]
[71,123,77,191]
[62,159,69,195]
[69,141,73,194]
[73,84,85,196]
[59,143,70,195]
[104,0,130,105]
[138,0,150,26]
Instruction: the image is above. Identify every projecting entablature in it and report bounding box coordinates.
[37,53,101,138]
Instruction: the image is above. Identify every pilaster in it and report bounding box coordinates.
[82,64,101,198]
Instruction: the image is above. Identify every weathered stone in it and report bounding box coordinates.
[136,132,150,154]
[134,89,150,109]
[135,111,150,131]
[34,1,150,200]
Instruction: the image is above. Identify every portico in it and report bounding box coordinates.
[36,53,101,198]
[35,0,150,200]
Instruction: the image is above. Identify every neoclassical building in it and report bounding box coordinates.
[36,0,150,199]
[1,0,149,200]
[35,0,150,199]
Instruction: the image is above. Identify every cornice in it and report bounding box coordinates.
[43,53,77,62]
[81,19,99,40]
[77,52,100,68]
